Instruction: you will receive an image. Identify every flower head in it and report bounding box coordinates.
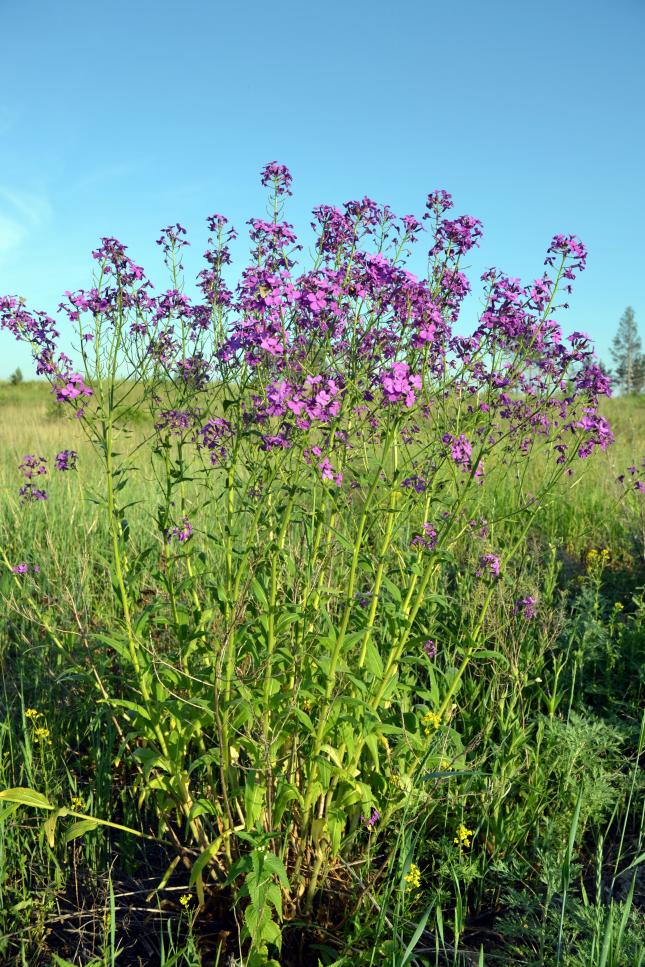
[55,449,78,472]
[454,823,473,849]
[166,517,193,544]
[404,863,422,889]
[422,639,437,659]
[513,596,536,619]
[261,161,293,197]
[361,807,380,828]
[476,553,500,579]
[421,710,442,735]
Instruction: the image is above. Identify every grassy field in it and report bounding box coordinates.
[1,382,644,966]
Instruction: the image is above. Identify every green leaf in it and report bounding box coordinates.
[261,851,290,890]
[43,808,67,847]
[381,576,402,604]
[189,836,223,888]
[0,787,54,810]
[364,732,380,771]
[0,802,20,822]
[397,903,433,966]
[64,818,100,843]
[364,640,384,678]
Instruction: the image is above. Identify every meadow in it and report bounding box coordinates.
[0,168,644,966]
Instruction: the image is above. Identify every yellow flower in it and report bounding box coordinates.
[404,863,422,889]
[614,602,624,611]
[70,796,83,810]
[586,547,610,572]
[25,708,41,720]
[421,710,441,736]
[454,822,473,849]
[179,893,192,908]
[34,727,51,745]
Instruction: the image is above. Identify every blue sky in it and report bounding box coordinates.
[1,0,643,375]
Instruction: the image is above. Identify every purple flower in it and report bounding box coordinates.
[425,190,453,216]
[476,554,500,579]
[411,523,437,552]
[423,639,437,659]
[12,563,40,574]
[443,433,473,471]
[156,409,202,435]
[175,354,210,391]
[260,161,293,197]
[156,223,189,257]
[513,596,537,619]
[55,373,93,404]
[55,450,77,471]
[166,517,193,544]
[19,455,47,479]
[361,807,380,828]
[19,484,48,503]
[402,475,428,494]
[380,362,421,408]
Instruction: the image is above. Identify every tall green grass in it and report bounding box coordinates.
[1,384,643,966]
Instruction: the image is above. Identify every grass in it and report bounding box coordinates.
[1,381,644,966]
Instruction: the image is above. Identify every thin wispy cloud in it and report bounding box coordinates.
[0,187,52,258]
[72,161,141,193]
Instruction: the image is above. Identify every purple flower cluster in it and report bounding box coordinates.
[19,455,47,479]
[361,807,380,827]
[381,362,421,408]
[12,562,41,574]
[476,554,501,579]
[166,517,193,544]
[423,639,438,659]
[55,449,77,471]
[261,161,293,197]
[443,433,473,472]
[155,408,203,436]
[617,458,645,494]
[0,161,614,496]
[195,417,232,466]
[513,596,537,619]
[411,523,438,552]
[18,455,48,503]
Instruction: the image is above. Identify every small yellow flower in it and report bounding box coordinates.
[70,796,83,810]
[404,863,422,889]
[25,708,42,720]
[586,547,610,572]
[179,893,192,908]
[421,710,441,736]
[454,823,473,849]
[34,727,51,745]
[439,757,451,771]
[614,602,624,611]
